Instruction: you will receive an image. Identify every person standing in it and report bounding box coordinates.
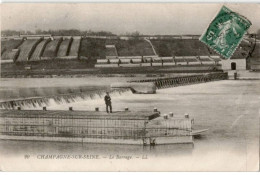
[104,92,112,113]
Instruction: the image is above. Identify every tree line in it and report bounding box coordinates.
[1,29,116,36]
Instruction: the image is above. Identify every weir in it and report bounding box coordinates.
[128,72,228,89]
[0,73,228,109]
[0,88,131,110]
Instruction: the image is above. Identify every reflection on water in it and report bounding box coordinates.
[0,140,194,158]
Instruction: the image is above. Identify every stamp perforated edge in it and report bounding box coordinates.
[199,5,252,59]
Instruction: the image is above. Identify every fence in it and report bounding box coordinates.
[0,114,147,140]
[0,109,193,145]
[0,110,159,144]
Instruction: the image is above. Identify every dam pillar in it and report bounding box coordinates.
[169,112,174,117]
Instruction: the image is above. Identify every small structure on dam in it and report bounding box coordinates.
[0,108,203,145]
[111,82,156,94]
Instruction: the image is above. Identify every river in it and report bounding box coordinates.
[0,78,259,171]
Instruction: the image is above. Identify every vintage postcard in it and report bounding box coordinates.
[0,3,259,172]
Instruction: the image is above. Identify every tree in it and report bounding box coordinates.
[35,29,42,34]
[129,31,141,40]
[1,29,116,36]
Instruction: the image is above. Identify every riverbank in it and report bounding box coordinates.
[1,61,222,78]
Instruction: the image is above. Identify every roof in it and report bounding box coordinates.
[0,109,159,120]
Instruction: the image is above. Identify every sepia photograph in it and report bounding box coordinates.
[0,3,259,171]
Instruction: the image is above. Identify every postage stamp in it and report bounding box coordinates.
[200,5,252,59]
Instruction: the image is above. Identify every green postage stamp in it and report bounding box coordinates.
[200,6,252,59]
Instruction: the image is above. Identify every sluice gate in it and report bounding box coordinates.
[128,72,228,89]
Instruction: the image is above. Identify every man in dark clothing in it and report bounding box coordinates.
[104,92,112,113]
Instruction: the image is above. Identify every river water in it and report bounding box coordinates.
[0,78,259,171]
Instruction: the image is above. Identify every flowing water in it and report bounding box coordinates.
[0,78,259,171]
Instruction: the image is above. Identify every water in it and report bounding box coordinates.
[0,78,259,171]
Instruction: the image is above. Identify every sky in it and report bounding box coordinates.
[1,3,260,35]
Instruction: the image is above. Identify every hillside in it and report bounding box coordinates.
[68,37,81,57]
[57,38,72,57]
[30,39,50,61]
[79,38,106,59]
[42,38,62,58]
[1,39,23,54]
[1,36,259,67]
[16,39,41,62]
[151,39,212,57]
[115,39,155,56]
